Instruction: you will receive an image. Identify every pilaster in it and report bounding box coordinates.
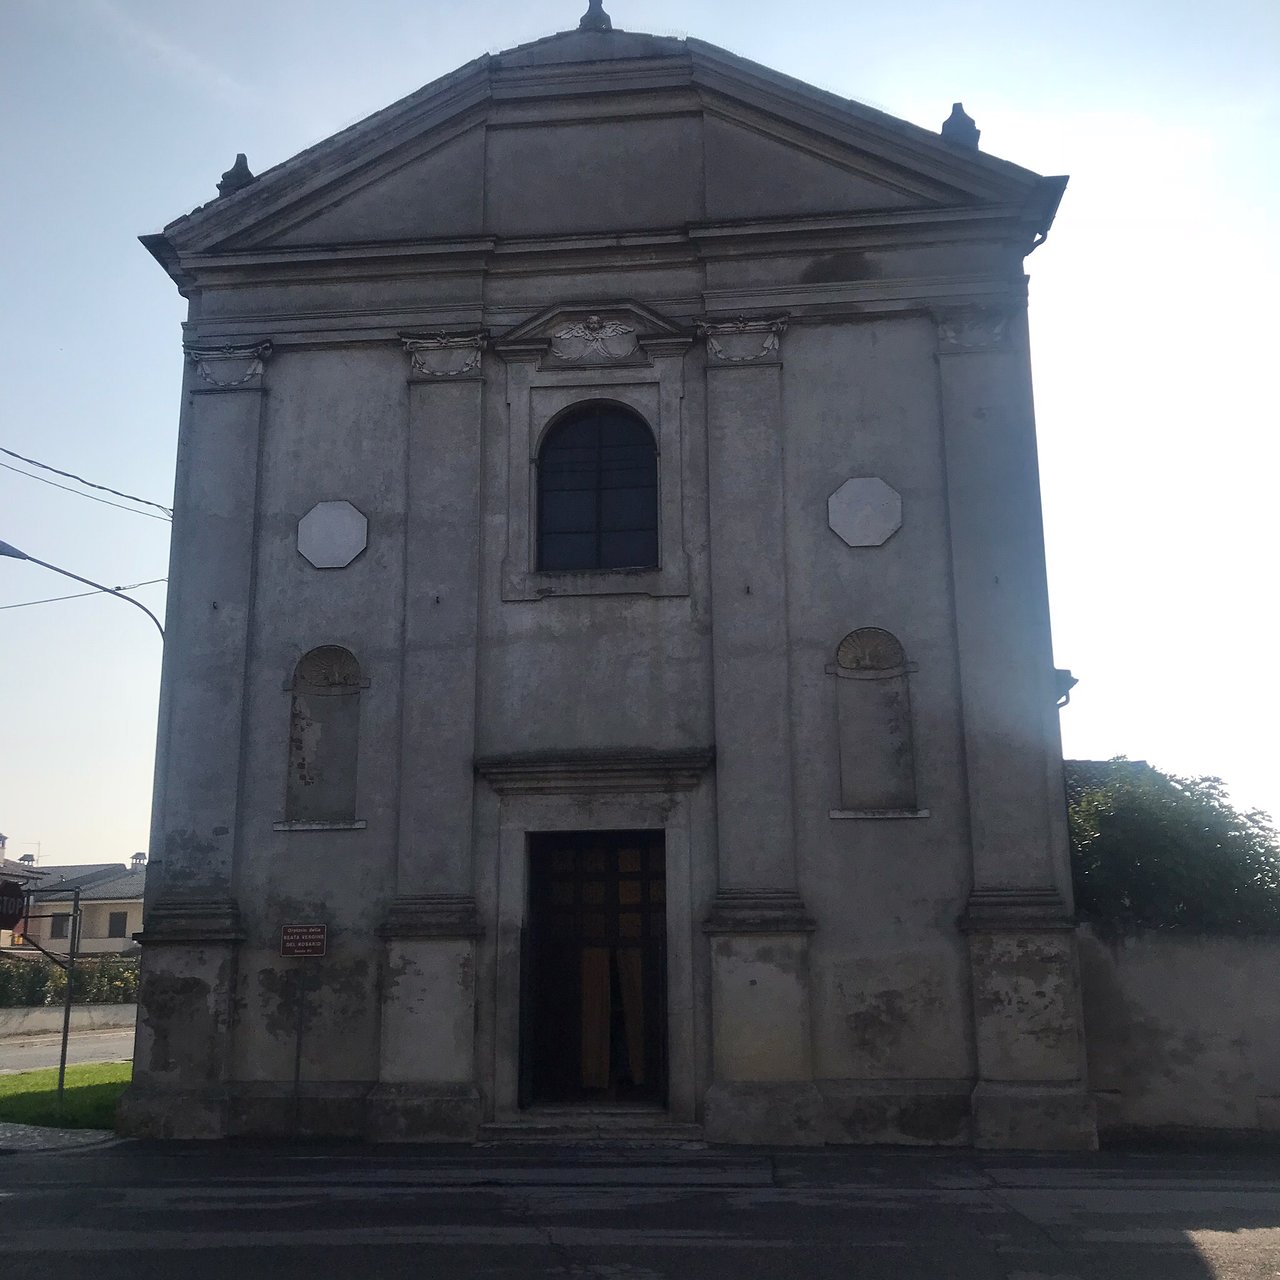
[934,305,1095,1149]
[369,332,487,1140]
[698,316,821,1143]
[123,341,271,1140]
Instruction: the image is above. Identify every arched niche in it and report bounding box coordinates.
[285,646,365,824]
[828,628,919,814]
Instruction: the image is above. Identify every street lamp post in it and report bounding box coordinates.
[0,539,165,639]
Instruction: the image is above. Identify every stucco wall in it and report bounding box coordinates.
[0,1004,138,1038]
[1078,925,1280,1135]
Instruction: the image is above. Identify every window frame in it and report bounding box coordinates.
[107,910,129,939]
[50,913,70,940]
[500,372,691,602]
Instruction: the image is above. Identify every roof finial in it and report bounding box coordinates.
[217,153,256,197]
[940,103,980,150]
[579,0,612,31]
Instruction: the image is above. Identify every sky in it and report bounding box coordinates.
[1,0,1277,866]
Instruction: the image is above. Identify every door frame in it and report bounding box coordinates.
[488,780,705,1125]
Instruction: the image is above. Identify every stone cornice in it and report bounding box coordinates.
[960,887,1074,932]
[378,894,482,940]
[475,747,714,795]
[137,895,245,946]
[703,888,816,935]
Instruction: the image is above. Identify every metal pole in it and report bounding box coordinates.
[57,888,80,1111]
[0,542,165,639]
[292,968,306,1137]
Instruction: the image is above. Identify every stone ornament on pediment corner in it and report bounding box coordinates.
[548,314,640,365]
[185,341,272,389]
[935,306,1013,353]
[696,315,789,365]
[402,332,488,379]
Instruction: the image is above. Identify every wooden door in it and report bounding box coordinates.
[524,831,667,1106]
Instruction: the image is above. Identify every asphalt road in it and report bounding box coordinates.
[0,1027,134,1073]
[1,1143,1278,1279]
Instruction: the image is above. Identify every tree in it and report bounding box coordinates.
[1066,760,1280,932]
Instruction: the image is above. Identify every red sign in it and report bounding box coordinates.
[280,924,327,958]
[0,881,25,932]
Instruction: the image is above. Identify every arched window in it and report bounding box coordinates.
[830,628,919,814]
[285,646,363,824]
[537,404,658,572]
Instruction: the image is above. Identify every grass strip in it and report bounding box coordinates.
[0,1061,132,1129]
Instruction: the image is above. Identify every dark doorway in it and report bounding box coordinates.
[522,831,667,1107]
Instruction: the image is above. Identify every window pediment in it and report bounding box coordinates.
[494,301,691,370]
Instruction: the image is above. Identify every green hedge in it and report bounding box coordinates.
[1067,760,1280,933]
[0,956,140,1008]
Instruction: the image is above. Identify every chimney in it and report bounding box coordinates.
[131,851,148,871]
[19,853,35,866]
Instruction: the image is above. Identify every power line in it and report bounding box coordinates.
[0,460,172,522]
[0,578,167,612]
[0,445,172,517]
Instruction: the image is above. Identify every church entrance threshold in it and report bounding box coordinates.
[522,831,668,1109]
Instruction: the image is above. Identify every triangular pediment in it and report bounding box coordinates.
[147,29,1064,273]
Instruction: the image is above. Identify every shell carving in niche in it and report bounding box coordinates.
[295,646,361,690]
[836,628,906,672]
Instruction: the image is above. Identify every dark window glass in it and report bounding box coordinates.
[538,406,658,571]
[50,913,69,939]
[108,911,128,939]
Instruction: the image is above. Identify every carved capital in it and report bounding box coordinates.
[935,306,1012,353]
[960,887,1074,932]
[403,332,487,380]
[697,315,789,365]
[185,341,272,389]
[703,888,815,935]
[379,894,482,940]
[138,894,245,946]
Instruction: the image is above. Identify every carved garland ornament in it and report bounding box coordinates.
[937,307,1009,351]
[403,333,487,378]
[186,341,273,388]
[696,316,789,364]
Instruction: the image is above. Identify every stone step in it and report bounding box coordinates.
[478,1109,705,1147]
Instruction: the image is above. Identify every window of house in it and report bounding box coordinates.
[108,911,128,939]
[50,913,69,939]
[537,405,659,572]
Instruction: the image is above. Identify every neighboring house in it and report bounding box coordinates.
[13,855,147,956]
[124,6,1090,1149]
[1063,759,1155,807]
[0,838,45,948]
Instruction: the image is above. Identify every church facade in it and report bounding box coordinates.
[121,8,1094,1149]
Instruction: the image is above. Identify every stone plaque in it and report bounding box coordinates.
[297,500,368,569]
[828,477,902,548]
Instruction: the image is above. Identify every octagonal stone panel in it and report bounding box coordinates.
[828,477,902,548]
[297,501,368,569]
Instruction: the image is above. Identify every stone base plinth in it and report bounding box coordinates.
[703,1081,824,1145]
[115,1084,230,1140]
[971,1081,1098,1150]
[818,1080,972,1146]
[367,1084,483,1142]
